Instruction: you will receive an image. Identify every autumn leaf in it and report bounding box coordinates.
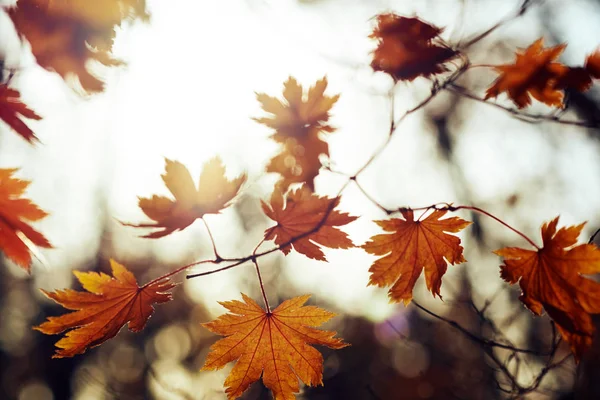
[585,48,600,79]
[35,259,174,358]
[0,84,42,143]
[494,217,600,361]
[362,209,471,304]
[254,77,339,191]
[202,294,348,400]
[262,185,357,261]
[369,14,457,81]
[124,157,246,238]
[7,0,149,93]
[0,168,52,272]
[483,38,589,109]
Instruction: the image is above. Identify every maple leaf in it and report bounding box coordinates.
[0,168,52,272]
[362,209,471,304]
[369,14,457,81]
[585,48,600,79]
[7,0,149,93]
[202,294,348,400]
[262,185,357,261]
[35,259,174,358]
[124,157,246,238]
[494,217,600,361]
[0,84,42,143]
[484,38,579,109]
[254,77,339,191]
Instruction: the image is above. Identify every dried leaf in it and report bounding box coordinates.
[202,294,348,400]
[262,185,357,261]
[362,209,471,304]
[124,157,246,238]
[35,259,174,358]
[495,217,600,361]
[485,38,572,108]
[7,0,149,93]
[369,14,457,81]
[585,48,600,79]
[254,77,339,191]
[0,168,51,271]
[0,84,42,142]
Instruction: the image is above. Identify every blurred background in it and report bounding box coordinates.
[1,0,600,398]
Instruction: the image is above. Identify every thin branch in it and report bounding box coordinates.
[458,0,541,50]
[448,84,600,128]
[405,203,540,249]
[253,258,270,312]
[412,301,546,355]
[201,217,222,262]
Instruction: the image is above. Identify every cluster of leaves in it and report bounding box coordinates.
[2,2,600,399]
[485,38,600,109]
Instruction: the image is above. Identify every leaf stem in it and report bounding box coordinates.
[408,203,540,249]
[453,205,540,249]
[201,217,222,261]
[253,257,270,313]
[143,258,216,288]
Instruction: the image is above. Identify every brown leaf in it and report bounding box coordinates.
[362,209,471,304]
[495,217,600,361]
[554,67,593,92]
[254,77,339,191]
[0,168,52,272]
[202,294,348,400]
[485,38,572,109]
[585,48,600,79]
[369,14,457,81]
[7,0,149,93]
[262,185,357,261]
[124,157,246,238]
[35,259,174,358]
[0,84,42,143]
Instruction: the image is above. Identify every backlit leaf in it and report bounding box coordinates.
[369,14,457,81]
[254,77,339,191]
[495,217,600,361]
[124,157,246,238]
[484,38,594,108]
[7,0,149,93]
[0,168,51,271]
[362,209,471,304]
[262,185,357,261]
[0,84,42,143]
[35,259,174,358]
[202,294,348,400]
[586,48,600,79]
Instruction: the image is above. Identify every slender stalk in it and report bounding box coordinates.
[253,258,270,312]
[454,205,540,249]
[409,203,540,250]
[201,217,222,261]
[143,259,216,288]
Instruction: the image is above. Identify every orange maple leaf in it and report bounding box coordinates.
[254,77,339,191]
[0,168,52,272]
[0,84,42,143]
[124,157,246,238]
[369,14,457,81]
[202,294,348,400]
[35,259,174,358]
[362,209,471,304]
[484,38,585,109]
[262,185,357,261]
[586,48,600,79]
[494,217,600,361]
[7,0,149,93]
